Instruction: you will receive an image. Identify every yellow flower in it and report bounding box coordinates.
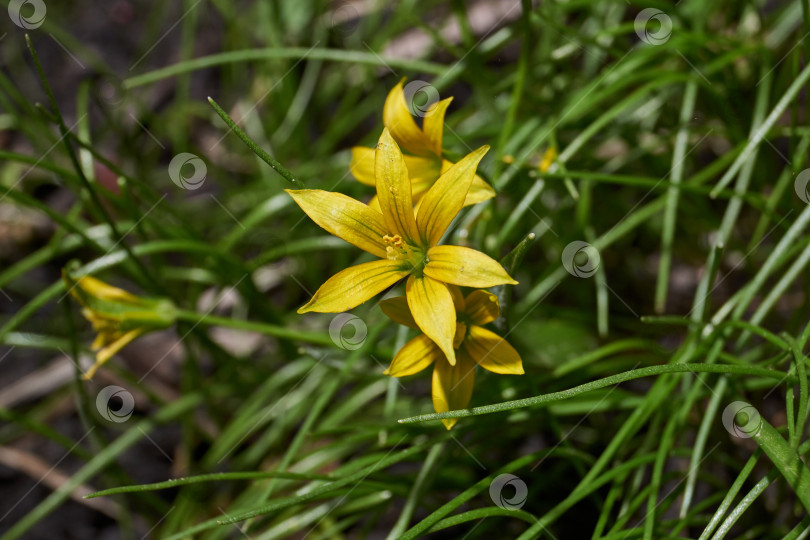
[63,270,176,380]
[349,79,496,210]
[381,286,524,430]
[539,146,557,173]
[286,129,517,366]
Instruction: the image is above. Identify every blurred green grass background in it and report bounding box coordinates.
[2,0,810,538]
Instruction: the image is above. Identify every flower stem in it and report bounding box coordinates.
[174,309,333,346]
[752,418,810,514]
[399,363,796,424]
[207,97,304,188]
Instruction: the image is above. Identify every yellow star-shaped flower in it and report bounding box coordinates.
[286,129,516,366]
[349,80,496,210]
[381,286,524,429]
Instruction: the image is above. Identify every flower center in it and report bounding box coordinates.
[383,234,407,261]
[382,234,426,274]
[383,234,403,248]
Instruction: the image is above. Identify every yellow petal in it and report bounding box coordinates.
[464,290,500,325]
[539,146,557,173]
[464,174,497,207]
[422,97,452,156]
[350,146,377,186]
[72,274,140,305]
[447,284,466,312]
[298,260,409,314]
[383,79,433,156]
[375,129,420,243]
[407,157,440,214]
[83,328,144,380]
[286,189,389,259]
[432,351,475,430]
[406,275,457,366]
[464,325,524,375]
[411,180,434,203]
[404,155,442,183]
[438,161,496,207]
[368,195,381,212]
[410,182,435,218]
[416,146,489,246]
[81,308,109,330]
[453,322,467,349]
[384,334,442,377]
[90,331,109,351]
[380,296,418,329]
[424,245,518,288]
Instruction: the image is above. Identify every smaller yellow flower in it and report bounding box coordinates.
[381,286,524,430]
[538,147,557,173]
[63,270,176,380]
[349,79,496,210]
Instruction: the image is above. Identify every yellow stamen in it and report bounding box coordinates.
[383,234,403,247]
[383,234,409,261]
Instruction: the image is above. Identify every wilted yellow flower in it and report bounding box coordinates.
[349,80,496,210]
[63,270,176,380]
[381,286,523,429]
[286,129,516,366]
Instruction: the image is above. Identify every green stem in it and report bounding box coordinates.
[710,61,810,197]
[655,80,697,313]
[85,471,335,499]
[426,507,539,532]
[164,440,436,540]
[495,0,532,166]
[125,48,446,88]
[399,364,794,424]
[208,97,303,187]
[174,309,332,346]
[387,442,446,539]
[752,419,810,514]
